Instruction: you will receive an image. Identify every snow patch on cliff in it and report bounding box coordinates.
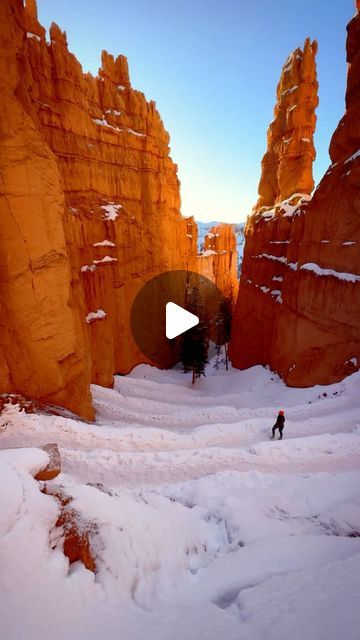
[81,264,97,273]
[93,256,118,265]
[101,203,122,221]
[93,240,116,247]
[86,309,107,323]
[27,32,41,42]
[93,118,122,132]
[253,254,298,271]
[300,263,360,283]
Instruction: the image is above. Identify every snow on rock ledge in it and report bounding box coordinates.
[93,240,116,247]
[300,263,360,283]
[93,256,117,265]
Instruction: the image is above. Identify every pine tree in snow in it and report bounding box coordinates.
[181,286,209,384]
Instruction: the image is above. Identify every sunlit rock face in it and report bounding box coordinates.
[0,0,237,417]
[198,224,239,302]
[255,38,318,213]
[230,9,360,386]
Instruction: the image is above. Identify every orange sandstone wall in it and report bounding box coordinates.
[256,38,318,213]
[230,11,360,386]
[0,0,92,418]
[0,0,237,417]
[198,224,239,302]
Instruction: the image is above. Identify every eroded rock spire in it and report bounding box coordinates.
[255,38,318,213]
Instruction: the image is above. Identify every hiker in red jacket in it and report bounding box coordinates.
[271,410,285,439]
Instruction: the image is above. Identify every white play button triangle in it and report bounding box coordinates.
[166,302,199,339]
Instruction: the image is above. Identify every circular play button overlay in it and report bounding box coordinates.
[130,270,227,369]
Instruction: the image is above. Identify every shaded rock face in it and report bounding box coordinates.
[230,11,360,387]
[256,38,318,212]
[0,0,237,417]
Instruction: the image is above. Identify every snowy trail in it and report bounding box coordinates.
[1,364,360,486]
[1,363,360,639]
[2,401,359,486]
[58,427,360,487]
[95,367,354,425]
[2,363,360,521]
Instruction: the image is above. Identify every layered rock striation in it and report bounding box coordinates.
[0,0,237,417]
[230,8,360,386]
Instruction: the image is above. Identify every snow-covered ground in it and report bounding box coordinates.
[1,361,360,640]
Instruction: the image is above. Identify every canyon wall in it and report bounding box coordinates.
[230,8,360,386]
[0,0,237,417]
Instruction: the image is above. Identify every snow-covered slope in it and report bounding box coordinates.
[197,220,245,276]
[1,362,360,639]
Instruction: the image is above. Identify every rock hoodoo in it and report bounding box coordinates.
[0,0,237,417]
[198,224,239,302]
[255,38,318,213]
[230,8,360,386]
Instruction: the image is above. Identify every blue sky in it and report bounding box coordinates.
[37,0,354,222]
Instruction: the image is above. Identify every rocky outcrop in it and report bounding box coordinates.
[255,38,318,213]
[198,224,239,301]
[230,8,360,386]
[35,443,61,481]
[0,0,237,417]
[0,394,91,423]
[43,485,98,573]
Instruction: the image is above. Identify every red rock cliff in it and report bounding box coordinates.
[256,38,318,213]
[230,9,360,386]
[198,224,239,302]
[0,0,237,417]
[0,0,92,417]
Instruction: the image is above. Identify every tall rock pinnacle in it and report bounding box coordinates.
[255,38,318,213]
[230,13,360,387]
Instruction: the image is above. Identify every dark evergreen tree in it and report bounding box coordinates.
[214,297,232,370]
[181,286,209,384]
